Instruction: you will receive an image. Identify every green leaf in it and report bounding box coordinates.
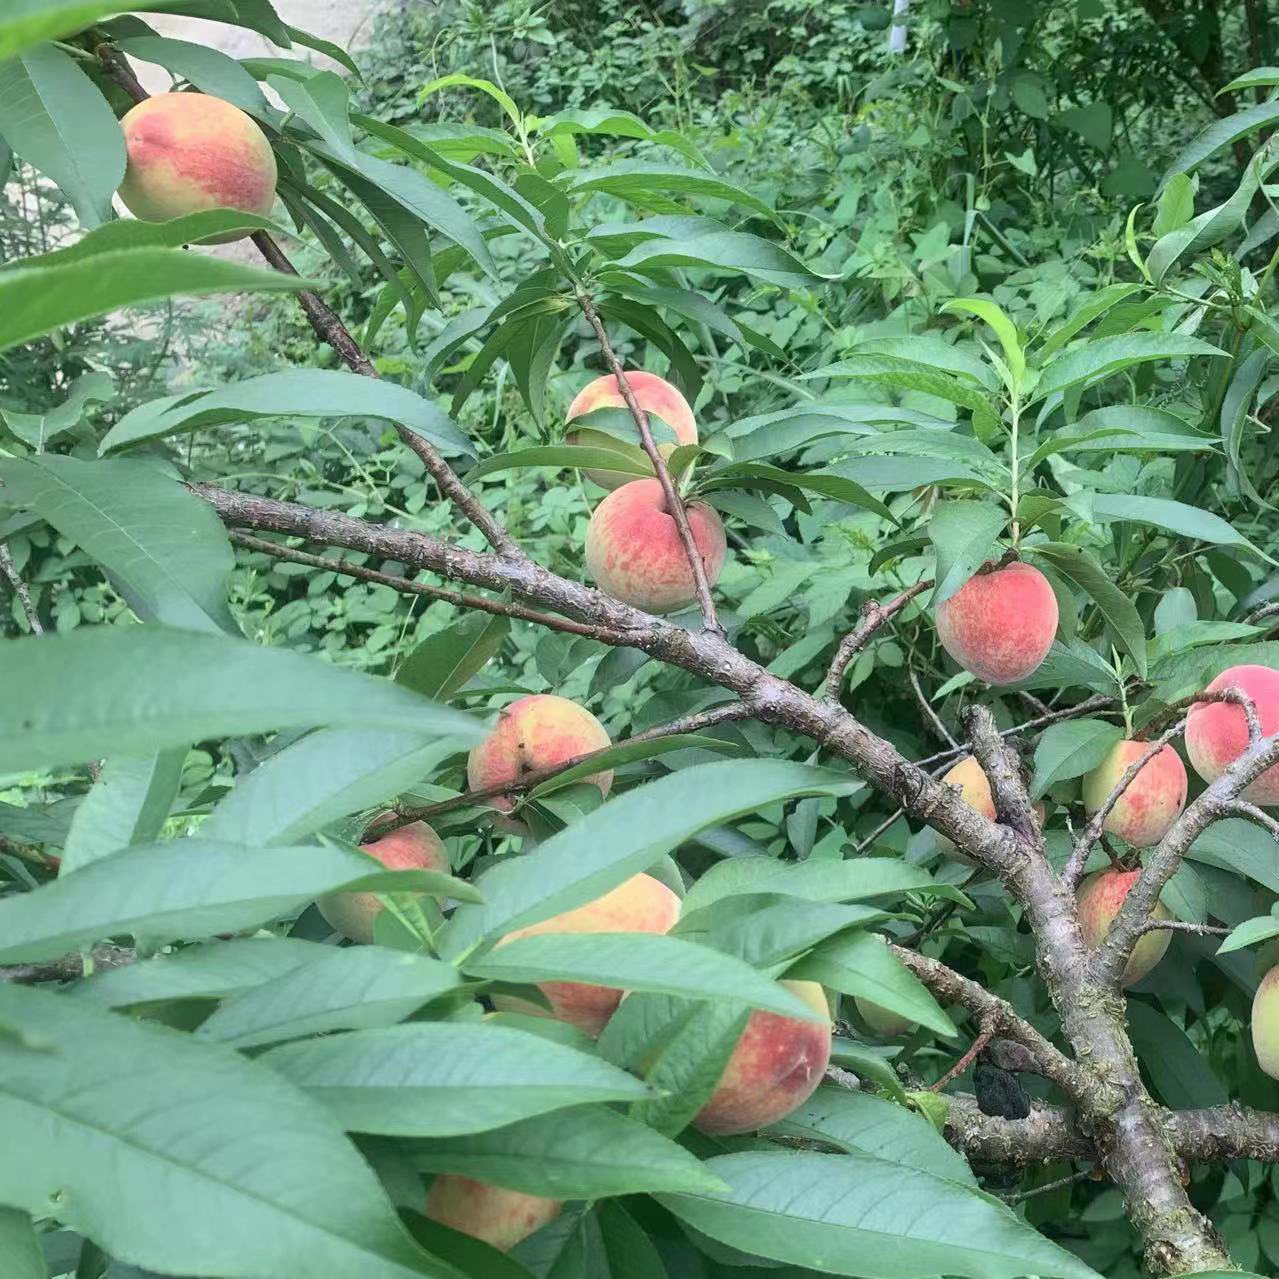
[405,1106,725,1198]
[120,36,272,116]
[566,161,778,221]
[202,729,459,847]
[1126,1000,1227,1109]
[271,69,355,161]
[0,1,162,61]
[1026,543,1146,676]
[395,613,509,701]
[611,231,833,289]
[941,298,1024,389]
[418,73,522,129]
[771,1086,976,1185]
[0,1207,44,1279]
[14,208,282,261]
[698,462,894,522]
[0,984,465,1279]
[1037,283,1144,361]
[440,762,862,959]
[0,44,125,227]
[658,1151,1100,1279]
[1162,100,1279,179]
[0,839,477,963]
[929,501,1008,605]
[786,933,955,1037]
[806,356,1000,431]
[0,455,237,633]
[68,936,322,1008]
[1153,173,1196,237]
[60,750,185,874]
[0,248,312,353]
[1188,819,1279,896]
[101,369,473,458]
[1217,915,1279,954]
[1029,720,1124,798]
[527,733,747,798]
[463,445,651,484]
[196,946,464,1048]
[464,933,826,1022]
[261,1022,650,1136]
[1033,334,1225,402]
[1089,494,1272,561]
[0,624,481,775]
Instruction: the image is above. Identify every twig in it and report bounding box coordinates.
[370,702,754,829]
[1005,1169,1093,1205]
[1062,719,1187,890]
[1245,601,1279,626]
[910,667,958,748]
[228,531,643,644]
[0,944,134,985]
[1138,919,1231,937]
[930,1020,995,1092]
[574,291,722,634]
[0,544,42,634]
[1227,801,1279,843]
[824,580,933,700]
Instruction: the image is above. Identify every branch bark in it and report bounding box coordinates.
[824,580,932,699]
[0,543,42,635]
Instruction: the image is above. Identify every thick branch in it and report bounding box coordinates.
[0,944,134,985]
[824,580,932,699]
[575,291,722,634]
[965,704,1041,843]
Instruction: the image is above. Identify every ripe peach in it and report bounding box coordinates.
[1185,665,1279,805]
[1082,740,1188,848]
[692,980,832,1135]
[317,816,446,944]
[467,694,612,830]
[426,1175,560,1252]
[935,561,1059,685]
[491,872,681,1036]
[584,478,726,614]
[1251,966,1279,1080]
[854,996,914,1038]
[1076,868,1171,988]
[566,371,698,489]
[117,94,277,244]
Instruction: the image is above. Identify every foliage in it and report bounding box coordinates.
[3,1,1279,1277]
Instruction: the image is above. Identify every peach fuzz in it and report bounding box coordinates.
[1252,966,1279,1080]
[117,93,277,243]
[426,1175,560,1252]
[490,872,680,1036]
[585,478,726,614]
[1076,868,1171,988]
[692,979,831,1136]
[1185,664,1279,805]
[566,371,698,489]
[935,561,1058,685]
[317,816,445,944]
[1082,740,1187,848]
[466,694,612,829]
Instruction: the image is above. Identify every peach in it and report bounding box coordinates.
[491,872,680,1036]
[933,756,1044,862]
[467,694,612,830]
[1185,665,1279,805]
[317,815,446,944]
[425,1175,560,1252]
[566,371,698,489]
[854,996,914,1039]
[584,478,726,614]
[1076,868,1171,988]
[1082,740,1188,848]
[1252,966,1279,1080]
[935,561,1059,685]
[117,93,277,243]
[692,980,832,1135]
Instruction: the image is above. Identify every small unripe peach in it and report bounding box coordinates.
[936,562,1058,685]
[426,1175,560,1252]
[1082,740,1187,848]
[117,93,277,243]
[1076,868,1171,988]
[692,980,831,1135]
[585,478,726,614]
[1252,966,1279,1080]
[317,816,446,944]
[566,371,698,489]
[491,872,680,1036]
[854,996,914,1038]
[1185,665,1279,805]
[467,694,612,830]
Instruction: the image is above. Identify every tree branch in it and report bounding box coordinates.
[574,290,722,634]
[0,543,42,635]
[0,944,134,985]
[823,580,932,700]
[965,704,1040,843]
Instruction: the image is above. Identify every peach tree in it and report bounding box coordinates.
[2,4,1279,1278]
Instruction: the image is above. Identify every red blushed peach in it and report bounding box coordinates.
[935,561,1059,686]
[317,816,446,944]
[1076,868,1171,988]
[425,1175,560,1252]
[491,872,681,1036]
[466,694,612,830]
[1186,665,1279,805]
[692,980,832,1136]
[585,478,726,614]
[1252,966,1279,1080]
[118,93,277,244]
[1082,740,1188,848]
[566,371,698,489]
